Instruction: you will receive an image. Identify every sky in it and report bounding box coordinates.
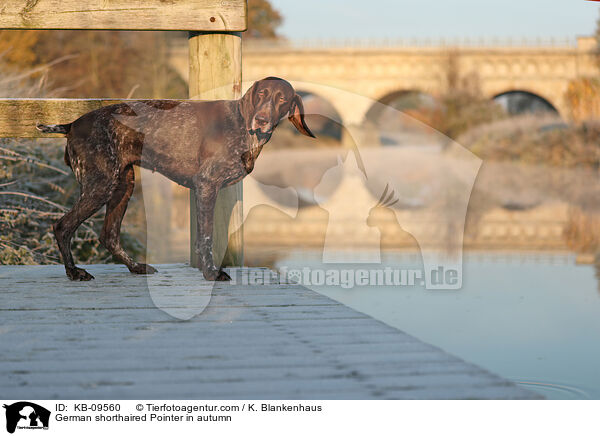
[270,0,598,41]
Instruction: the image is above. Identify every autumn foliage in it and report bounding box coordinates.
[564,77,600,123]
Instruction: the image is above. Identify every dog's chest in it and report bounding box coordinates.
[219,139,264,187]
[242,147,261,172]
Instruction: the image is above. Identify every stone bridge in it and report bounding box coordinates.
[169,36,599,124]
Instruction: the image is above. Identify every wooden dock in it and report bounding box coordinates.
[0,264,539,399]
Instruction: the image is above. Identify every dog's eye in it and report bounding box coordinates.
[279,97,286,104]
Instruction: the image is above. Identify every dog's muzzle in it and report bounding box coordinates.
[248,129,272,141]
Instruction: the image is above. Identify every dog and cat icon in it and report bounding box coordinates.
[3,402,50,433]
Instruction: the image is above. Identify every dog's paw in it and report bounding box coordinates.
[67,267,95,281]
[202,268,231,281]
[216,270,231,281]
[130,263,158,275]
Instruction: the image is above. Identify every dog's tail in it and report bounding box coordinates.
[36,123,73,168]
[36,123,72,135]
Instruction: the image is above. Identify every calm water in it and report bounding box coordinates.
[276,252,600,399]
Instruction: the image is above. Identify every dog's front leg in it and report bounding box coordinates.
[192,177,231,281]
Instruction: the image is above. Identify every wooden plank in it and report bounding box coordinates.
[0,98,130,137]
[0,265,541,399]
[188,31,243,269]
[0,0,247,31]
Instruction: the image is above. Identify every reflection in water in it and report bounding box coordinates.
[596,258,600,293]
[275,251,600,400]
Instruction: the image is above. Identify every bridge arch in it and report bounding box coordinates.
[491,89,561,117]
[281,83,349,127]
[364,89,438,124]
[292,89,344,141]
[362,89,441,146]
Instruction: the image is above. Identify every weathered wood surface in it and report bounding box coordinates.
[0,0,247,31]
[188,32,243,269]
[0,98,142,138]
[0,264,540,399]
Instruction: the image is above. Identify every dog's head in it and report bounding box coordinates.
[241,77,315,142]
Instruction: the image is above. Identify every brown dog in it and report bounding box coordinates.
[37,77,315,281]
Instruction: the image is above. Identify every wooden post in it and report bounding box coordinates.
[188,31,243,269]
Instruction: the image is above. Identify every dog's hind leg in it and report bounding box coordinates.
[54,182,113,281]
[100,166,157,275]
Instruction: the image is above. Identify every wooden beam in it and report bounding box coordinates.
[0,98,144,137]
[0,0,247,31]
[188,31,243,270]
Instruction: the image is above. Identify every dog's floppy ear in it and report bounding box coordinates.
[288,94,316,138]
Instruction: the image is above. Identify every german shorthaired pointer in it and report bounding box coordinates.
[37,77,315,281]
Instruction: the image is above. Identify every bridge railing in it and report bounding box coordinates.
[242,36,579,50]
